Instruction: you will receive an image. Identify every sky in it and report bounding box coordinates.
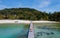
[0,0,60,13]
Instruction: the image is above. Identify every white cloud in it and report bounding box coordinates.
[39,1,50,8]
[0,5,11,10]
[0,0,9,9]
[46,4,60,12]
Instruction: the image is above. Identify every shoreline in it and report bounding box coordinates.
[0,20,59,24]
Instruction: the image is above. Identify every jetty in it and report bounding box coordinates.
[28,21,34,38]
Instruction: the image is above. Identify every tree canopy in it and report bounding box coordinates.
[0,8,60,21]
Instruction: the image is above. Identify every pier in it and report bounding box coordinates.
[28,21,34,38]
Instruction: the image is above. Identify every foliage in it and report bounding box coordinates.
[0,8,60,21]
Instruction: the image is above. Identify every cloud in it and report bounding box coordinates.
[26,0,51,10]
[0,0,10,9]
[0,5,11,9]
[46,4,60,12]
[39,1,50,8]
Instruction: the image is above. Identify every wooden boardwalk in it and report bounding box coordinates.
[28,21,34,38]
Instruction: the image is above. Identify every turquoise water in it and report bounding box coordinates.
[0,23,30,38]
[34,23,60,38]
[0,23,60,38]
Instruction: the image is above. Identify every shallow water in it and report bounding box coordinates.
[0,23,60,38]
[0,23,30,38]
[34,23,60,38]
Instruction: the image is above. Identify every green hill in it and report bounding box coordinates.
[0,8,60,21]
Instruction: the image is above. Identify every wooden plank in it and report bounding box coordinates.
[28,21,34,38]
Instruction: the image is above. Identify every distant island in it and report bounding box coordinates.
[0,8,60,21]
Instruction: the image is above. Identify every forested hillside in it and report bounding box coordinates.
[0,8,60,21]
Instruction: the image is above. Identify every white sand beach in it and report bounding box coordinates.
[0,20,59,24]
